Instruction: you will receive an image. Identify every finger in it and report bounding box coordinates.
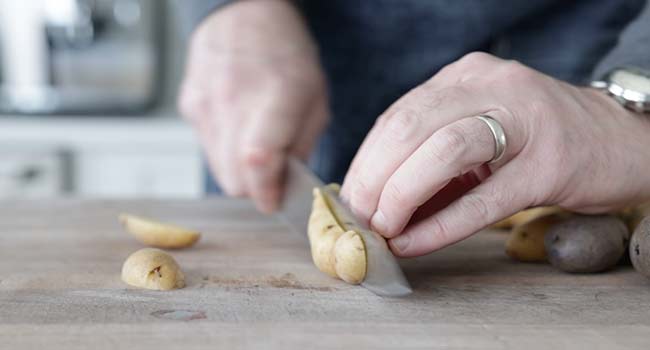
[342,85,491,224]
[370,115,503,238]
[241,146,285,213]
[388,161,534,257]
[179,88,232,196]
[341,84,436,201]
[240,93,306,213]
[340,116,384,201]
[215,110,248,197]
[290,96,329,161]
[195,116,224,192]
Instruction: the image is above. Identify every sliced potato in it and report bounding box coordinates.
[307,184,368,284]
[307,186,347,278]
[119,213,200,249]
[334,231,367,284]
[121,248,185,290]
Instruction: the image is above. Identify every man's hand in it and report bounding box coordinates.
[340,52,650,257]
[179,0,328,213]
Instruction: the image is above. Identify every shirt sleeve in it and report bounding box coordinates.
[592,0,650,79]
[172,0,237,37]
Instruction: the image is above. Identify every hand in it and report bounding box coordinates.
[340,52,650,257]
[178,0,328,213]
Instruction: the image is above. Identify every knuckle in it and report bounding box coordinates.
[382,180,413,211]
[458,193,493,223]
[177,88,209,121]
[381,109,421,143]
[458,51,493,67]
[500,60,536,83]
[238,144,274,168]
[421,86,465,110]
[213,80,241,106]
[429,125,468,168]
[428,216,452,245]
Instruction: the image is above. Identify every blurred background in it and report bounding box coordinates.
[0,0,203,199]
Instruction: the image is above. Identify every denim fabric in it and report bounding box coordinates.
[205,0,645,193]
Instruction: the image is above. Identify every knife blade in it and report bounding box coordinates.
[279,157,412,297]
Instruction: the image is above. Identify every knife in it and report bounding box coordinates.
[279,157,412,297]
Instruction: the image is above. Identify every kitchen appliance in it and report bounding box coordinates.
[0,0,162,114]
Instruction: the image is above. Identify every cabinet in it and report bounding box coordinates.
[0,113,204,198]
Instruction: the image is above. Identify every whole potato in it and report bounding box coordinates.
[630,216,650,279]
[505,213,564,262]
[544,215,628,273]
[619,202,650,232]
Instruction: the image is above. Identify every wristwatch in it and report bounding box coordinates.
[591,67,650,113]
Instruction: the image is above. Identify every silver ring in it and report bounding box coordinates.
[476,115,507,164]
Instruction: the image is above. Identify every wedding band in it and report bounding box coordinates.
[476,115,507,164]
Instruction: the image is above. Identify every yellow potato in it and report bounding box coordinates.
[307,184,368,284]
[492,207,562,230]
[505,213,566,262]
[119,214,200,249]
[619,202,650,232]
[334,231,367,284]
[121,248,185,290]
[307,186,347,278]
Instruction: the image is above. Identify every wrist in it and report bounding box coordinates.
[191,0,317,58]
[579,87,650,205]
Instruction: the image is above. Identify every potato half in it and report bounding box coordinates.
[121,248,185,290]
[120,214,201,249]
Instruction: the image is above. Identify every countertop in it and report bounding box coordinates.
[1,199,649,349]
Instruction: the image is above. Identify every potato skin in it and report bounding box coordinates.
[119,214,200,249]
[619,202,650,233]
[307,184,368,284]
[334,231,367,284]
[121,248,185,290]
[545,215,628,273]
[630,216,650,279]
[492,207,561,230]
[505,214,563,262]
[307,187,347,278]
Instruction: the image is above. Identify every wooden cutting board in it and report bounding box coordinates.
[1,199,649,349]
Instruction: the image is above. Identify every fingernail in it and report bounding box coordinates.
[370,210,387,234]
[390,234,411,254]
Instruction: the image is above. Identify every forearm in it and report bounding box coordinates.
[592,0,650,78]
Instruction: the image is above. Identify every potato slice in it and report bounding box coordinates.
[119,214,200,249]
[121,248,185,290]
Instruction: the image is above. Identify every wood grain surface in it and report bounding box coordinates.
[1,199,649,349]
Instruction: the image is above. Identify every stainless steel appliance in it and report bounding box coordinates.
[0,0,162,114]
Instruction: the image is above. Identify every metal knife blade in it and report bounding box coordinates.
[279,158,326,236]
[279,157,412,297]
